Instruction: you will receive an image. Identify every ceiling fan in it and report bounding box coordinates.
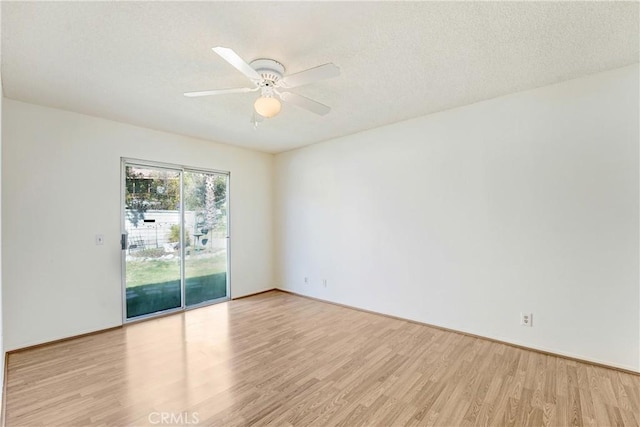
[184,47,340,119]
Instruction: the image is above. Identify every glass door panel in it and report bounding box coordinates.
[183,171,229,306]
[124,165,182,319]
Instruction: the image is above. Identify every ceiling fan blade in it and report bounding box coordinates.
[279,63,340,88]
[184,87,256,97]
[212,47,262,81]
[279,91,331,116]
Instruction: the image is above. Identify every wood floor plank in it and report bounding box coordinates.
[4,291,639,426]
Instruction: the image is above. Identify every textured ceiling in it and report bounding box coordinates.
[2,2,638,153]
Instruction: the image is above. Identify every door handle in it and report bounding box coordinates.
[121,233,128,250]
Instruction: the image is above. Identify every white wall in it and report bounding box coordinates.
[0,33,4,403]
[2,99,274,351]
[275,64,640,372]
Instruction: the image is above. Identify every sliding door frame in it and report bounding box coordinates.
[120,157,231,324]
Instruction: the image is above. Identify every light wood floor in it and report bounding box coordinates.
[4,291,640,426]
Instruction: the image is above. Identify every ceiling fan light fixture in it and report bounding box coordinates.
[254,96,281,118]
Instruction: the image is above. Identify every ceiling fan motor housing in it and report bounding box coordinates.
[250,59,285,85]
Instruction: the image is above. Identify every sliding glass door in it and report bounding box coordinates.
[183,171,229,306]
[122,160,229,320]
[123,165,182,318]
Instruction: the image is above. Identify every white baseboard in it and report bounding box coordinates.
[231,287,277,300]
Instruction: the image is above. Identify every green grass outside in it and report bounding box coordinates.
[126,252,226,287]
[125,251,228,318]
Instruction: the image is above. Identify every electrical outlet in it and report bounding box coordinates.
[95,234,104,245]
[520,312,533,327]
[322,279,327,288]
